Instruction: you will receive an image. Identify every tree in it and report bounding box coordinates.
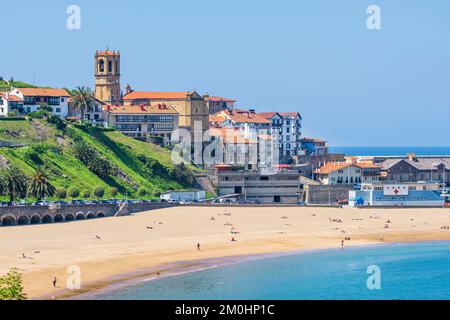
[26,167,55,200]
[67,187,80,198]
[0,268,27,300]
[153,188,161,197]
[70,86,97,120]
[72,140,95,165]
[82,190,91,198]
[137,187,146,197]
[90,157,115,178]
[0,165,27,202]
[55,187,67,199]
[109,187,118,197]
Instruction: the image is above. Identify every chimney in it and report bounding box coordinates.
[407,152,417,162]
[106,105,111,111]
[125,84,133,95]
[249,109,255,114]
[140,104,146,111]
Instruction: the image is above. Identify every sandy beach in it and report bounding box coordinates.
[1,206,450,299]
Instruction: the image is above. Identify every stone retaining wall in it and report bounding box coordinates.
[0,202,176,227]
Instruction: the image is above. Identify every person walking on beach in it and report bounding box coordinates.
[52,276,57,288]
[341,240,345,249]
[197,243,201,251]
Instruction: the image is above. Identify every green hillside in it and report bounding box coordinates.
[0,79,38,91]
[0,118,200,201]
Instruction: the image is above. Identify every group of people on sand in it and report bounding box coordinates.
[440,225,450,230]
[329,218,343,223]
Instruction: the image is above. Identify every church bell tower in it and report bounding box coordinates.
[94,49,121,105]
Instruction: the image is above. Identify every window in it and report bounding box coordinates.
[338,170,344,174]
[149,123,174,132]
[116,124,141,131]
[55,108,61,113]
[61,98,65,102]
[48,97,60,105]
[24,96,36,105]
[117,115,145,122]
[99,60,105,73]
[108,61,112,73]
[147,115,174,122]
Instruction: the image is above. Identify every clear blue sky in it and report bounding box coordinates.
[3,0,450,146]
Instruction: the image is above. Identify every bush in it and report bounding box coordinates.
[153,188,161,197]
[47,115,66,130]
[67,187,80,198]
[0,268,27,300]
[55,187,67,199]
[23,148,42,165]
[137,187,146,197]
[82,190,91,198]
[93,186,104,198]
[28,109,50,119]
[109,187,118,197]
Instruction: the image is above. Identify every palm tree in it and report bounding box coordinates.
[0,165,27,202]
[26,167,55,200]
[70,86,97,121]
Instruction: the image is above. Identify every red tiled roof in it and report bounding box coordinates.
[259,112,277,119]
[226,109,271,124]
[314,162,353,174]
[19,88,70,97]
[314,162,381,174]
[209,96,236,102]
[103,104,178,114]
[260,111,301,119]
[123,91,191,100]
[209,127,257,144]
[0,94,23,102]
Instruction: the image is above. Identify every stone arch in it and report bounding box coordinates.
[97,212,105,218]
[86,211,95,219]
[42,215,53,224]
[18,216,29,225]
[30,215,41,225]
[2,215,16,226]
[75,212,85,220]
[54,214,64,223]
[65,214,74,221]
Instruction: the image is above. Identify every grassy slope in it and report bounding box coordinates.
[0,80,38,91]
[0,119,199,201]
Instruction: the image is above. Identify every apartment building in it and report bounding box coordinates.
[260,112,302,157]
[103,104,179,145]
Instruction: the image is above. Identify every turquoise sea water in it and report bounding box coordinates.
[330,146,450,156]
[94,241,450,300]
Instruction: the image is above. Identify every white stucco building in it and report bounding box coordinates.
[8,87,70,118]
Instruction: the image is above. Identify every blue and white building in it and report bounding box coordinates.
[349,182,445,207]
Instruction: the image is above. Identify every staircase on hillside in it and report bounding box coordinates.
[114,203,130,217]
